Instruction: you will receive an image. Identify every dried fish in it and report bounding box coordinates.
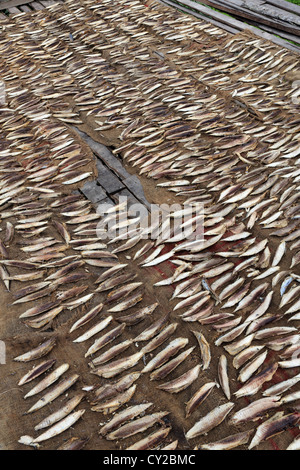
[142,338,189,373]
[249,412,300,450]
[34,393,85,431]
[126,427,171,451]
[91,351,144,379]
[91,384,137,414]
[18,359,56,386]
[22,410,86,446]
[186,402,235,440]
[230,397,282,425]
[25,374,79,414]
[157,364,200,394]
[185,381,217,418]
[93,372,141,403]
[24,363,70,398]
[234,362,278,398]
[192,330,211,370]
[14,337,56,363]
[106,411,169,440]
[196,430,253,450]
[85,323,126,357]
[218,355,231,399]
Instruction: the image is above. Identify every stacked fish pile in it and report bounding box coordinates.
[0,0,299,451]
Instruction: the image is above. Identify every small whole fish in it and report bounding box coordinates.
[14,337,56,363]
[105,282,143,304]
[21,409,86,446]
[141,337,189,373]
[93,372,141,403]
[34,393,85,431]
[234,362,278,398]
[263,373,300,397]
[91,351,144,379]
[126,427,172,451]
[196,429,253,450]
[192,330,211,370]
[230,396,282,425]
[150,347,195,382]
[99,402,153,437]
[69,304,104,334]
[143,323,178,354]
[25,374,79,414]
[157,364,201,394]
[106,411,169,440]
[218,355,231,400]
[186,402,235,440]
[57,437,89,451]
[85,323,126,357]
[24,363,70,398]
[73,316,112,343]
[90,339,133,366]
[18,359,56,386]
[248,412,300,450]
[107,290,144,313]
[91,384,137,414]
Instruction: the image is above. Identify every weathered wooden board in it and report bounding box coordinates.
[29,1,45,10]
[161,0,300,52]
[0,0,31,9]
[267,0,300,16]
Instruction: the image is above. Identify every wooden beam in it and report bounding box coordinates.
[161,0,300,53]
[192,0,300,36]
[0,0,33,9]
[39,0,57,6]
[7,6,21,13]
[29,1,45,10]
[19,4,32,11]
[161,0,241,32]
[266,0,300,16]
[159,0,238,33]
[244,17,300,45]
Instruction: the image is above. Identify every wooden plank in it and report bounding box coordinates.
[7,6,21,13]
[266,0,300,16]
[219,0,300,27]
[80,180,108,205]
[95,159,125,195]
[0,0,33,9]
[159,0,239,33]
[244,17,300,45]
[29,1,44,10]
[19,5,32,11]
[111,188,146,212]
[194,0,300,36]
[73,128,130,180]
[161,0,300,52]
[122,174,152,210]
[39,0,56,6]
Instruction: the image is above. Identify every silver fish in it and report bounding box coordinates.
[196,429,253,450]
[185,382,217,418]
[218,355,231,399]
[106,411,169,440]
[186,402,235,440]
[157,364,201,394]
